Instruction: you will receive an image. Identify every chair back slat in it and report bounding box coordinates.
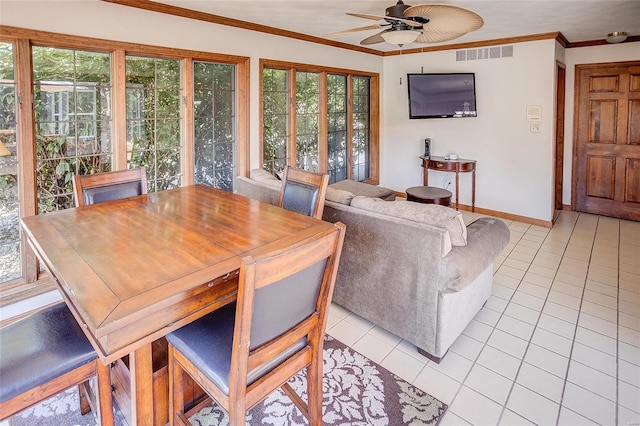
[277,166,329,219]
[73,167,147,207]
[249,258,327,350]
[82,180,145,206]
[280,181,320,217]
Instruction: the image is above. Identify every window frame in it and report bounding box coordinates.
[0,25,250,301]
[259,59,380,184]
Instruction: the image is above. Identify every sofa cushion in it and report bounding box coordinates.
[250,169,281,190]
[329,180,396,201]
[350,196,467,246]
[325,187,355,205]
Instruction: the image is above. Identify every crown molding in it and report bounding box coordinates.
[99,1,638,56]
[100,0,385,56]
[383,32,566,56]
[567,34,640,48]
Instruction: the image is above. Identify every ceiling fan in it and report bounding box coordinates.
[325,0,483,47]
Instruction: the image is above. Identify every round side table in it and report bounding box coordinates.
[405,186,452,206]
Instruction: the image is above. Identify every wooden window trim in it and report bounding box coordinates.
[0,276,57,309]
[259,59,380,184]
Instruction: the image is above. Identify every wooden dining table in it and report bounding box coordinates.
[20,184,335,426]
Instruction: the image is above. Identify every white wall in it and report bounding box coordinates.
[563,42,640,205]
[381,40,558,221]
[0,0,383,169]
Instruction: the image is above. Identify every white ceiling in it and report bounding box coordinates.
[151,0,640,52]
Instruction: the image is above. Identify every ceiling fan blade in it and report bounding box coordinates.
[324,24,383,37]
[360,31,386,45]
[347,12,422,27]
[404,4,483,34]
[415,30,468,43]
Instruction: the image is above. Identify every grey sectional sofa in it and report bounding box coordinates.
[236,172,510,361]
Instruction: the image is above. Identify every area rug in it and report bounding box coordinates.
[9,335,447,425]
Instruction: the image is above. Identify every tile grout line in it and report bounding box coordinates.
[553,214,599,425]
[494,213,580,425]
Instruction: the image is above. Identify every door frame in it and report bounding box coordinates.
[554,61,566,213]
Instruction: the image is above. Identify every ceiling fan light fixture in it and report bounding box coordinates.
[606,31,627,43]
[381,30,420,46]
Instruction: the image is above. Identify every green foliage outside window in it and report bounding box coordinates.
[193,62,236,192]
[262,67,371,183]
[32,47,112,213]
[327,74,348,184]
[295,72,320,172]
[0,42,20,282]
[262,68,288,174]
[126,56,182,192]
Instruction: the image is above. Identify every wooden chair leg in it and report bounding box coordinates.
[168,345,184,426]
[227,403,245,426]
[78,382,91,415]
[96,360,115,426]
[306,353,324,426]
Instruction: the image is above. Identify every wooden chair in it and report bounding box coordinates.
[73,167,147,207]
[278,166,329,220]
[167,221,346,426]
[0,302,114,425]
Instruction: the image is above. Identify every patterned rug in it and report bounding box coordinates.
[9,336,447,425]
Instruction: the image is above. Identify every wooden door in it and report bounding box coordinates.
[574,61,640,221]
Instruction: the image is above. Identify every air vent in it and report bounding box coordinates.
[456,45,514,61]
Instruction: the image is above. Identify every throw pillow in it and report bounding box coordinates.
[325,187,355,205]
[250,168,281,190]
[350,196,468,246]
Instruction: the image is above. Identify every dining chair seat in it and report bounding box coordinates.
[0,302,113,425]
[0,302,98,403]
[166,303,307,396]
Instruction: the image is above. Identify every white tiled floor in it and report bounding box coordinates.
[326,211,640,426]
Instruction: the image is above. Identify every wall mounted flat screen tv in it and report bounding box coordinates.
[407,73,477,119]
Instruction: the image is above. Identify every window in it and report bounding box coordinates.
[193,62,236,191]
[352,76,371,182]
[262,68,289,174]
[261,61,378,183]
[126,56,181,192]
[327,74,347,184]
[295,71,320,172]
[33,47,113,213]
[0,41,19,283]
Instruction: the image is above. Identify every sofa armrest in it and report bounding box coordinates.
[438,217,510,293]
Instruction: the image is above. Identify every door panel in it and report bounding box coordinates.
[589,100,617,142]
[627,158,640,202]
[630,100,640,143]
[586,155,615,199]
[575,61,640,221]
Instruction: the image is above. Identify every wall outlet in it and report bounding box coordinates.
[530,123,541,133]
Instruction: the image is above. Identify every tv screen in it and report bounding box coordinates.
[407,73,477,119]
